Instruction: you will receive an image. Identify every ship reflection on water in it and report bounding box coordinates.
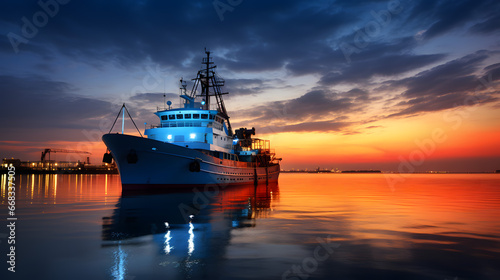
[101,183,279,279]
[3,174,500,279]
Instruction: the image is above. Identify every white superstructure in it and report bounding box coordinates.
[102,50,280,191]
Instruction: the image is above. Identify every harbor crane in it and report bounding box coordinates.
[41,149,91,162]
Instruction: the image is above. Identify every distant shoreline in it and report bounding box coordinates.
[0,167,118,175]
[1,168,498,175]
[281,170,499,174]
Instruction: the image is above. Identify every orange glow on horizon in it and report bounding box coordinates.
[257,108,500,170]
[1,105,498,171]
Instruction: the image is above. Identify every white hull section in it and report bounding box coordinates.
[102,134,280,190]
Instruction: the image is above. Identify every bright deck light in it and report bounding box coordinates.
[190,133,196,139]
[167,135,172,140]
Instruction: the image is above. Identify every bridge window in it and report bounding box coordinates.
[209,114,214,120]
[168,114,175,120]
[184,114,191,119]
[161,115,167,120]
[201,114,208,119]
[193,114,200,119]
[176,114,183,119]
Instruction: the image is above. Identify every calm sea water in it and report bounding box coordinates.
[1,173,500,280]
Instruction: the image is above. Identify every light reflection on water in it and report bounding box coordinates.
[0,173,499,279]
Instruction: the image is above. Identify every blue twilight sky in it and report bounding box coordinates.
[0,0,499,170]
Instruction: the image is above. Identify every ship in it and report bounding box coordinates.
[102,50,281,191]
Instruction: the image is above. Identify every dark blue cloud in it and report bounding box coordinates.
[223,78,286,97]
[482,63,500,82]
[384,51,500,117]
[0,75,115,141]
[470,14,500,34]
[1,0,497,78]
[231,89,364,131]
[395,51,489,97]
[0,0,499,137]
[0,0,352,72]
[404,0,500,39]
[320,52,446,85]
[422,0,484,39]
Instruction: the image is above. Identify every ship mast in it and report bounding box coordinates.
[202,49,213,110]
[190,49,233,136]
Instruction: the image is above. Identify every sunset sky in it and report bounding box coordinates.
[1,0,499,172]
